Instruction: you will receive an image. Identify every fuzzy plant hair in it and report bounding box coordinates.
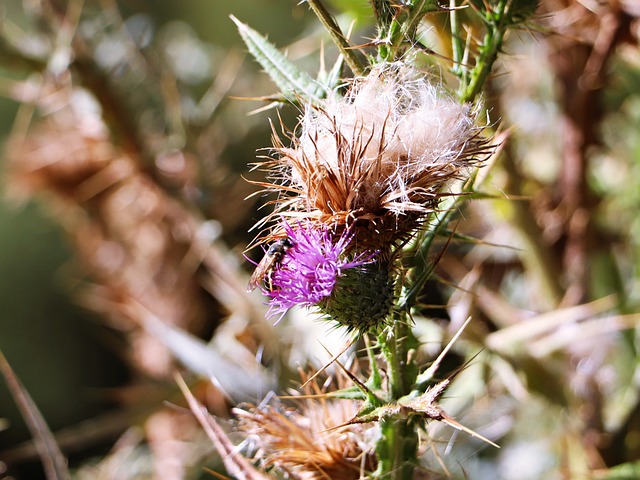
[254,65,493,254]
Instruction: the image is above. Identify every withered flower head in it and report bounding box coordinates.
[257,64,492,252]
[249,65,492,329]
[235,372,377,480]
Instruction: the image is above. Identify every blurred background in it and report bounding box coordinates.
[0,1,639,479]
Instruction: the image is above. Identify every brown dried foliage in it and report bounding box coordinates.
[252,67,493,253]
[235,371,377,480]
[5,79,215,377]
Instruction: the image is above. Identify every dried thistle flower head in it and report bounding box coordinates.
[235,371,377,479]
[260,65,492,252]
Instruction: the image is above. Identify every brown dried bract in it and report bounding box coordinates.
[252,65,493,254]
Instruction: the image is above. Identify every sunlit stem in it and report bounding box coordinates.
[307,0,365,76]
[458,0,510,103]
[374,312,419,478]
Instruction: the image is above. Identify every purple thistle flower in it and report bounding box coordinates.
[266,222,374,318]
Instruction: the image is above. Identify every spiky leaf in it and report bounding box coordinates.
[231,16,324,104]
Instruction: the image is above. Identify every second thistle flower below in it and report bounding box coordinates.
[265,222,394,332]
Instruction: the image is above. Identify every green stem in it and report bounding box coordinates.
[376,0,439,63]
[449,0,464,77]
[306,0,365,76]
[457,0,510,103]
[380,315,418,398]
[375,417,419,480]
[377,19,402,63]
[374,314,419,478]
[460,28,505,103]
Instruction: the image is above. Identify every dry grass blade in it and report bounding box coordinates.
[0,350,71,480]
[417,316,473,386]
[485,295,617,353]
[128,301,275,402]
[529,313,640,357]
[301,338,355,388]
[175,374,272,480]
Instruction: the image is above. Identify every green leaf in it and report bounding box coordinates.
[598,461,640,480]
[231,15,324,104]
[316,53,345,94]
[328,387,367,400]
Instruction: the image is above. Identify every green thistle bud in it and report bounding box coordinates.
[319,260,395,333]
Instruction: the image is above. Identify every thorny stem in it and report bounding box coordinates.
[375,312,419,479]
[457,0,509,103]
[376,0,439,63]
[306,0,365,76]
[378,314,418,401]
[376,417,419,480]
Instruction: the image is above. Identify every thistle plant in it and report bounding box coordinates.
[235,1,536,478]
[4,1,640,479]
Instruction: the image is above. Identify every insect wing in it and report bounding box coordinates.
[246,239,291,292]
[247,253,277,292]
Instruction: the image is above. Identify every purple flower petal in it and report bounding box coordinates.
[266,222,375,318]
